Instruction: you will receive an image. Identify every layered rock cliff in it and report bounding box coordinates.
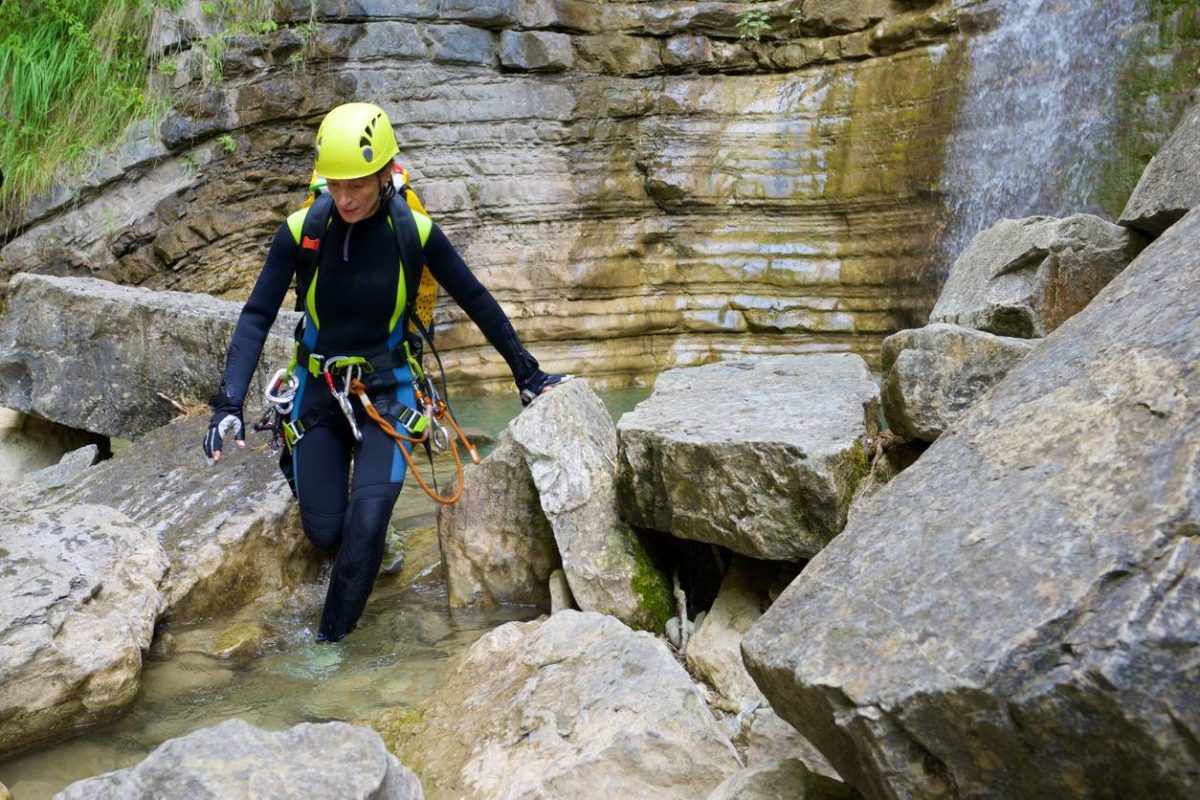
[0,0,976,394]
[0,0,1181,395]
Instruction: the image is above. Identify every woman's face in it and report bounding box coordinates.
[326,172,383,223]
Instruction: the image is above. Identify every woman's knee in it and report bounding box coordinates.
[300,506,343,550]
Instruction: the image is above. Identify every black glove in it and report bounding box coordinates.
[519,371,572,407]
[203,394,245,463]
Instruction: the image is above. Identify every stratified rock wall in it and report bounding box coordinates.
[0,0,971,394]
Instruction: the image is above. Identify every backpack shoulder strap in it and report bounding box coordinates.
[293,193,335,314]
[387,194,429,334]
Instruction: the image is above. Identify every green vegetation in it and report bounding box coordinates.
[1095,0,1200,217]
[629,538,674,632]
[0,0,170,216]
[0,0,280,218]
[737,2,772,42]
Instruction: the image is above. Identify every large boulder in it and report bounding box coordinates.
[437,427,560,609]
[742,208,1200,799]
[0,504,168,760]
[510,380,673,632]
[880,323,1038,441]
[49,417,321,621]
[1120,95,1200,236]
[930,214,1145,338]
[0,274,299,440]
[618,355,878,561]
[54,718,423,799]
[393,610,742,799]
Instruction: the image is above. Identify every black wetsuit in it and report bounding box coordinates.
[217,201,540,641]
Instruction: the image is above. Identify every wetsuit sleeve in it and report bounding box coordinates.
[214,222,297,408]
[422,223,540,386]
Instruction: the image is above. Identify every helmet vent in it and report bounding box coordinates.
[361,146,374,163]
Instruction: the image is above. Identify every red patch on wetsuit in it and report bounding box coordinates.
[301,235,321,250]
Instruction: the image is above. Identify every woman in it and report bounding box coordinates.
[203,102,567,642]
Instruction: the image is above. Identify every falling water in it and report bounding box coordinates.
[938,0,1148,271]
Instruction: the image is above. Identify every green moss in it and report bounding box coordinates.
[629,538,674,633]
[836,436,872,513]
[1094,1,1200,218]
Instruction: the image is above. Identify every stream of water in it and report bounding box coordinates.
[0,387,651,799]
[938,0,1147,271]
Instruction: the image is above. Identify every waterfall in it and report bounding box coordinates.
[938,0,1148,272]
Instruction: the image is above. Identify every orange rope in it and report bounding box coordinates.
[348,379,477,505]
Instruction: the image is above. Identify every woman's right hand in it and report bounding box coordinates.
[203,401,245,464]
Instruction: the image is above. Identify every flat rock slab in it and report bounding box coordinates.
[930,214,1145,338]
[1120,96,1200,236]
[54,718,423,799]
[49,417,321,622]
[510,379,674,631]
[437,426,560,609]
[618,355,878,561]
[0,273,299,440]
[880,323,1038,441]
[0,503,168,760]
[395,610,741,800]
[743,207,1200,799]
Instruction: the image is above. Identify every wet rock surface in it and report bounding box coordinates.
[394,610,741,800]
[880,323,1038,441]
[618,355,878,560]
[930,214,1145,338]
[54,718,423,800]
[0,504,168,760]
[0,274,298,440]
[511,380,673,631]
[51,417,321,622]
[743,208,1200,799]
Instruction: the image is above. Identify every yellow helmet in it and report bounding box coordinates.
[313,102,399,180]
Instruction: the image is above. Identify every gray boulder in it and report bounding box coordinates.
[511,379,673,632]
[51,417,322,621]
[394,610,742,799]
[1121,96,1200,236]
[0,504,168,760]
[618,355,878,561]
[930,214,1145,338]
[54,718,422,799]
[707,759,859,800]
[0,274,299,440]
[25,444,99,491]
[437,427,560,609]
[743,207,1200,799]
[880,323,1038,441]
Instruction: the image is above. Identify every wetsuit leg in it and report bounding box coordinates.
[316,402,410,642]
[291,377,354,551]
[293,421,352,550]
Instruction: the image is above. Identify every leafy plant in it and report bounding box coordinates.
[218,133,237,153]
[737,3,772,42]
